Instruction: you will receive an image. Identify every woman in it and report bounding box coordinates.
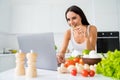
[57,5,97,64]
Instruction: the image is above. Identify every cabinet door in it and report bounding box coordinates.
[0,54,15,72]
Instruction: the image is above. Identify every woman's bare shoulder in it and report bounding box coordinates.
[89,25,97,32]
[64,29,71,40]
[64,29,71,35]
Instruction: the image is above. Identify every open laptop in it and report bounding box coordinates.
[17,32,58,71]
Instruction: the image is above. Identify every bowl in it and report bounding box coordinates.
[82,57,101,65]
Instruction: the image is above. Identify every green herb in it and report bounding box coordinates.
[67,56,75,60]
[101,53,106,59]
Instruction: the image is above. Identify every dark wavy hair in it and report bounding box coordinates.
[65,5,90,25]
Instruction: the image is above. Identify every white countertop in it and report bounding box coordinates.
[0,68,112,80]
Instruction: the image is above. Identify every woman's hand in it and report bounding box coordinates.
[73,26,87,38]
[56,53,65,64]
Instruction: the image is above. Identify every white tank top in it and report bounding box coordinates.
[70,25,90,56]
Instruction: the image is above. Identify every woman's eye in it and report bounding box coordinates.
[72,17,76,20]
[67,18,70,21]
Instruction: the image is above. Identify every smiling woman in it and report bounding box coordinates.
[57,5,97,64]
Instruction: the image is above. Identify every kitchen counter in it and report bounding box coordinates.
[0,68,112,80]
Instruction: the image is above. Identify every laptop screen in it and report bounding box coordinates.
[17,32,58,71]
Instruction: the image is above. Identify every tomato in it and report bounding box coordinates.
[81,69,89,77]
[73,57,80,63]
[64,59,75,67]
[89,70,95,77]
[79,59,84,65]
[71,68,77,76]
[64,61,69,67]
[69,60,75,65]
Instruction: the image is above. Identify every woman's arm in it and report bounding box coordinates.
[86,25,97,50]
[57,29,71,63]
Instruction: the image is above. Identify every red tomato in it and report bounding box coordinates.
[73,58,80,63]
[71,68,77,76]
[81,69,89,77]
[79,59,84,65]
[89,70,95,77]
[64,61,69,67]
[68,60,75,65]
[64,59,75,68]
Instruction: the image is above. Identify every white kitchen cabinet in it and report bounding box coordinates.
[0,54,16,72]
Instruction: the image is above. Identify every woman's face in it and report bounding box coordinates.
[66,11,82,27]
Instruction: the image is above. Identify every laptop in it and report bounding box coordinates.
[17,32,58,71]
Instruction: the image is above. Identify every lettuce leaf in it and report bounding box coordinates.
[96,49,120,79]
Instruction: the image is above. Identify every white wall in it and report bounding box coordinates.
[117,0,120,30]
[0,0,120,51]
[9,0,120,33]
[94,0,119,31]
[10,0,94,33]
[0,0,12,33]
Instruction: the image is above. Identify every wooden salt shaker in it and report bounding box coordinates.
[15,50,25,76]
[26,50,37,78]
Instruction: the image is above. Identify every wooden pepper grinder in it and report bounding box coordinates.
[26,50,37,78]
[15,50,25,76]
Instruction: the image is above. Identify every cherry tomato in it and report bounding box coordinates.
[89,70,95,77]
[64,59,75,68]
[71,68,77,76]
[79,59,84,65]
[73,57,80,63]
[64,61,69,67]
[81,69,89,77]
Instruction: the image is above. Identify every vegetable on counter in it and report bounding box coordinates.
[96,49,120,79]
